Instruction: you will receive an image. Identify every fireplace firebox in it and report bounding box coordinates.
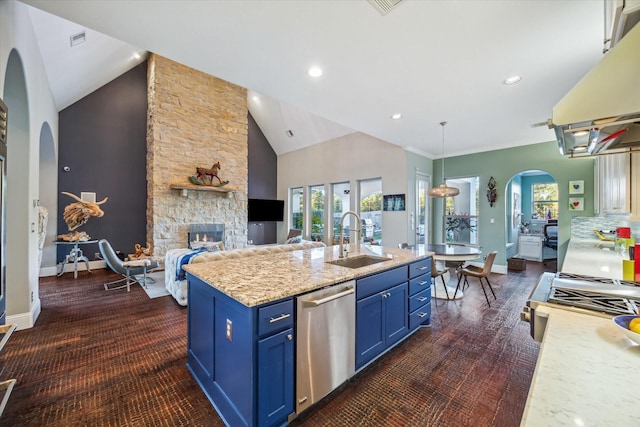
[188,224,225,249]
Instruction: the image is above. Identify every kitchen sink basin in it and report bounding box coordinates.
[326,255,390,269]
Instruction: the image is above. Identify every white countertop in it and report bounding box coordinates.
[520,306,640,427]
[562,238,623,279]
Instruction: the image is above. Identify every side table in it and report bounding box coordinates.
[55,239,98,279]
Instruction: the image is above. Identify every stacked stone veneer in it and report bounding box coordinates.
[146,54,248,257]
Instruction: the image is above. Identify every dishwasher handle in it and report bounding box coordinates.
[302,287,354,307]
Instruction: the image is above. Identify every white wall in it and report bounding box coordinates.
[277,132,421,249]
[1,0,59,329]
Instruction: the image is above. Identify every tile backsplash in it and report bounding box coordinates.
[571,216,640,239]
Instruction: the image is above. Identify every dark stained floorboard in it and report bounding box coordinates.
[0,260,550,426]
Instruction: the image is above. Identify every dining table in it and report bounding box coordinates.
[411,244,483,299]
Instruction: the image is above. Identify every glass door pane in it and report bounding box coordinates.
[310,185,325,242]
[332,182,350,245]
[290,187,303,234]
[359,179,382,245]
[416,174,429,244]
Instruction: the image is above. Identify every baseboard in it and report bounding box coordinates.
[7,297,41,330]
[40,260,106,277]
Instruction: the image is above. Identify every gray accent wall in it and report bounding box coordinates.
[57,62,148,261]
[248,112,278,244]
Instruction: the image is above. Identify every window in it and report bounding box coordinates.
[310,185,325,242]
[444,177,479,245]
[532,183,558,219]
[290,187,303,233]
[332,182,350,244]
[359,178,382,245]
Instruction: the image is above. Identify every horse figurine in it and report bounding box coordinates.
[190,161,229,186]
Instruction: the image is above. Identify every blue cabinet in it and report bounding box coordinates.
[408,258,431,330]
[355,266,409,369]
[187,274,294,427]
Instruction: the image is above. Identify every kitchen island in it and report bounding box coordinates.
[183,244,434,427]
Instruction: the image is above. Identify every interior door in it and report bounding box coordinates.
[416,174,430,244]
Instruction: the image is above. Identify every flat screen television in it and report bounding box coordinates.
[248,198,284,222]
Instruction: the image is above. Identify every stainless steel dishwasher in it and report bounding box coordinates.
[295,280,355,415]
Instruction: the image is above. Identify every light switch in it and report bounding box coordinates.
[490,218,495,224]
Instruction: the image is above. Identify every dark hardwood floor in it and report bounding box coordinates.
[0,260,551,426]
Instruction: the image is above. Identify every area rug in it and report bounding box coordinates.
[140,271,170,299]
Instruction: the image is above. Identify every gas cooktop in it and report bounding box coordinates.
[543,272,640,316]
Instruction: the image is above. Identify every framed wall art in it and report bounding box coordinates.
[569,197,584,211]
[383,194,405,211]
[569,180,584,194]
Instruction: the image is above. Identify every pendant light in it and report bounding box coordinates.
[427,121,460,198]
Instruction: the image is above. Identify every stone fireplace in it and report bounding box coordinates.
[146,54,248,257]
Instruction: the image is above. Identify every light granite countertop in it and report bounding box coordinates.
[183,244,433,307]
[520,305,640,427]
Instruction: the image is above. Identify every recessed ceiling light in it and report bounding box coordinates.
[504,75,521,85]
[308,66,323,77]
[252,95,260,103]
[391,113,403,120]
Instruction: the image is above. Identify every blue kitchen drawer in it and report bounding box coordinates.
[409,258,431,278]
[409,302,431,329]
[409,274,431,296]
[258,299,294,337]
[409,288,431,312]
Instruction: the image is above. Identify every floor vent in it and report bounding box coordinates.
[367,0,404,16]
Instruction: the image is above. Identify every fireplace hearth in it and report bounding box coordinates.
[188,224,225,249]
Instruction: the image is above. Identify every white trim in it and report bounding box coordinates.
[7,298,41,330]
[39,260,106,277]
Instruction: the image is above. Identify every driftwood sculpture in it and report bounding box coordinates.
[129,243,153,259]
[189,161,229,187]
[62,192,108,231]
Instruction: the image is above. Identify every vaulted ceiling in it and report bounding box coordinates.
[22,0,605,158]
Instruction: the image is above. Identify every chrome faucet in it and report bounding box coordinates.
[338,210,361,258]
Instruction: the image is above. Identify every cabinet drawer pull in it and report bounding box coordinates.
[269,313,291,323]
[417,297,428,302]
[417,266,428,270]
[287,334,293,340]
[418,281,428,286]
[417,312,428,318]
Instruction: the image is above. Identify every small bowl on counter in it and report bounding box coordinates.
[612,315,640,345]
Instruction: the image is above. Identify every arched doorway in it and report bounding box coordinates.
[39,122,57,274]
[505,170,558,270]
[3,49,32,319]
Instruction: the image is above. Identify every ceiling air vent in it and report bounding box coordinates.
[367,0,404,16]
[70,31,86,47]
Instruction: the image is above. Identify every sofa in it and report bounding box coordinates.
[165,241,326,306]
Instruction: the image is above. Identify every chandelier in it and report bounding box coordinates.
[427,121,460,198]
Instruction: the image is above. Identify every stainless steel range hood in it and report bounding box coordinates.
[552,17,640,157]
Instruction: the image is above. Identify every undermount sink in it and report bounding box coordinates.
[326,255,390,269]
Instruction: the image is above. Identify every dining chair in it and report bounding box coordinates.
[431,257,450,299]
[453,251,497,306]
[99,239,159,292]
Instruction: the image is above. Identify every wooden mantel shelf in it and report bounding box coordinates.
[170,183,238,198]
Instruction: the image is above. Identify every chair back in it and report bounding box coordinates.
[398,243,409,249]
[482,251,497,275]
[544,224,559,249]
[98,239,126,275]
